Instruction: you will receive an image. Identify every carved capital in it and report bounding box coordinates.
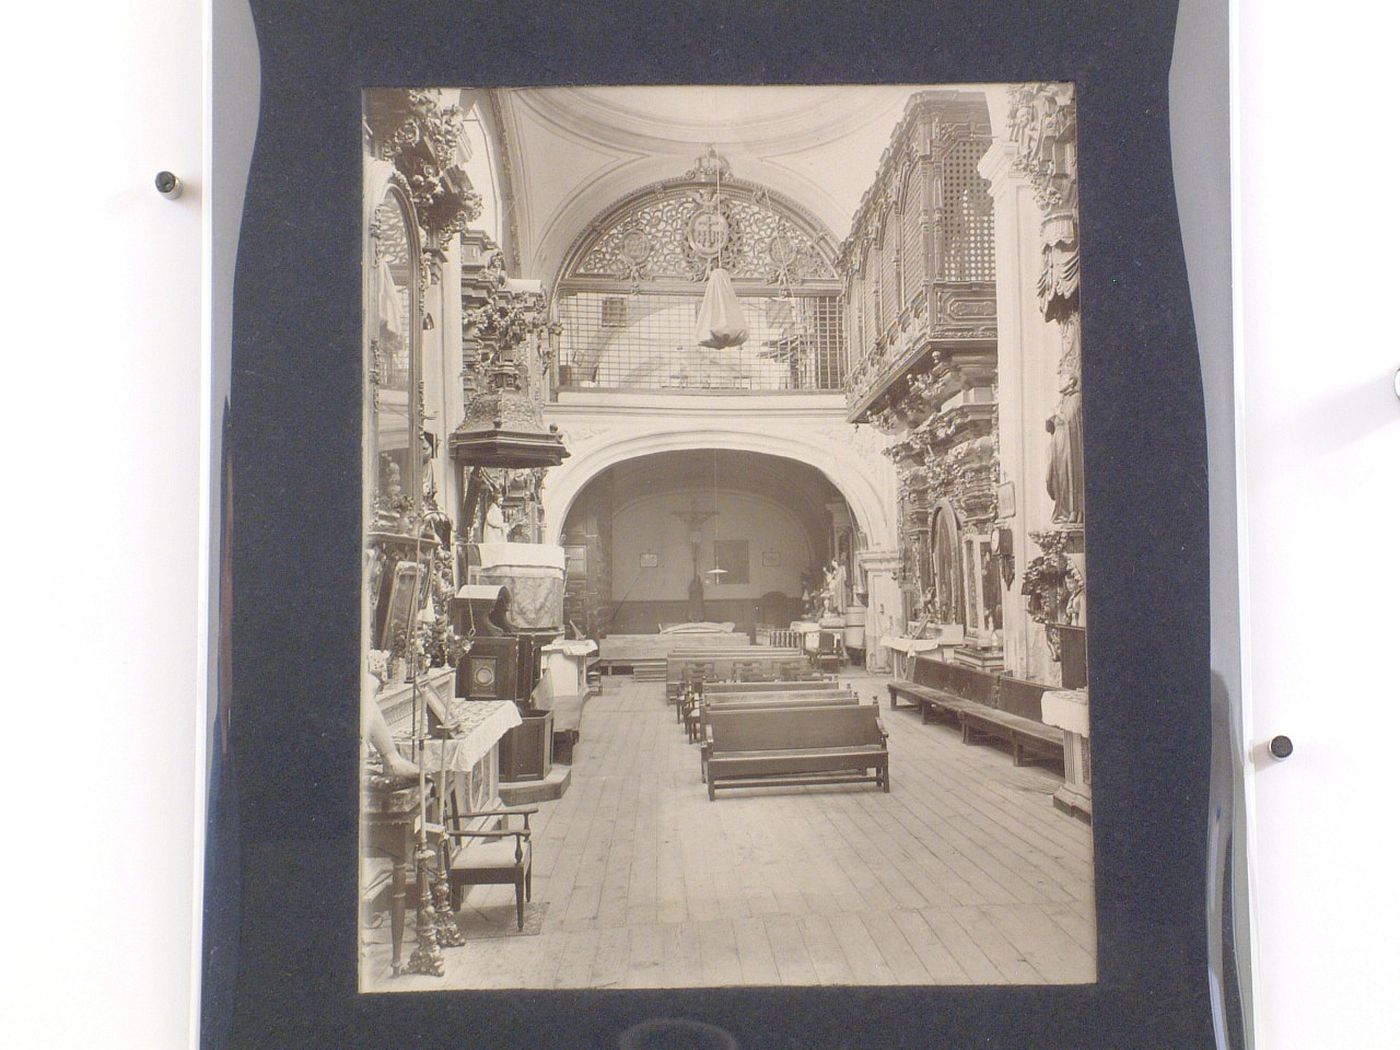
[1006,82,1077,216]
[367,89,484,240]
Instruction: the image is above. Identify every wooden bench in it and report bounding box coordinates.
[960,675,1063,768]
[702,704,889,800]
[886,657,997,725]
[695,693,861,769]
[958,705,1064,767]
[687,687,853,743]
[666,649,804,704]
[888,657,1065,768]
[703,678,839,695]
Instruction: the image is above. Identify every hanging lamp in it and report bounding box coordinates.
[705,449,728,580]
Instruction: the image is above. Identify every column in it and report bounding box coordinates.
[858,548,904,673]
[979,140,1060,681]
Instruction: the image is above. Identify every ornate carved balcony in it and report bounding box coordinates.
[837,90,998,424]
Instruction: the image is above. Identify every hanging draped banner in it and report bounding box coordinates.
[693,267,748,348]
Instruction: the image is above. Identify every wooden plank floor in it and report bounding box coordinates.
[364,672,1096,990]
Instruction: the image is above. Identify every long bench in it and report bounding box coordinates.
[887,657,996,722]
[960,675,1064,767]
[695,692,861,766]
[667,648,804,709]
[684,678,839,739]
[703,678,837,695]
[686,687,852,743]
[666,649,806,704]
[887,656,1065,768]
[702,704,889,800]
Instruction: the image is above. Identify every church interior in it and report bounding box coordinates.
[359,83,1092,990]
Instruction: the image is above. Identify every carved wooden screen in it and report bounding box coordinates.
[863,244,880,348]
[901,166,927,296]
[554,177,844,394]
[940,138,995,282]
[879,212,899,328]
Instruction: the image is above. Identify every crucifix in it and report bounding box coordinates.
[671,498,717,623]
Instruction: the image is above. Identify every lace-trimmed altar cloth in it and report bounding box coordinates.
[411,699,522,774]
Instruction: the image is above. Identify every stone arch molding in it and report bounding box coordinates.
[542,422,896,551]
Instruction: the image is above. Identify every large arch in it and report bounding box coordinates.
[541,420,896,553]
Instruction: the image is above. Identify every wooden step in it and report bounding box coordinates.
[632,659,667,681]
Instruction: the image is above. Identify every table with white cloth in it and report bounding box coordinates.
[880,636,947,679]
[407,699,523,821]
[537,638,598,736]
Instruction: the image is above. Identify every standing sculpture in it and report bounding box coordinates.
[1045,377,1084,524]
[825,559,848,615]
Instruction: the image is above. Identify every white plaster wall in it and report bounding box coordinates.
[611,489,813,601]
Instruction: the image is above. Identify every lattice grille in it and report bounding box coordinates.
[557,291,845,392]
[941,139,996,282]
[880,224,899,325]
[902,186,926,292]
[865,255,879,345]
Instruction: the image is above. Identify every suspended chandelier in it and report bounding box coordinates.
[705,448,728,580]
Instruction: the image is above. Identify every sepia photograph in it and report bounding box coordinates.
[358,84,1092,992]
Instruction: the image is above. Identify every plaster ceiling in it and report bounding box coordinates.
[482,85,984,285]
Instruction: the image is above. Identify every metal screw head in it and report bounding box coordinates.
[154,171,182,199]
[1268,735,1294,760]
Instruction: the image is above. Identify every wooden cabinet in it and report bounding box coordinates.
[498,709,554,782]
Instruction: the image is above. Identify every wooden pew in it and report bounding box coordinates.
[665,649,804,704]
[686,687,852,743]
[960,675,1064,768]
[702,704,889,800]
[703,679,839,695]
[886,656,996,724]
[692,690,859,746]
[680,677,839,738]
[887,656,1066,768]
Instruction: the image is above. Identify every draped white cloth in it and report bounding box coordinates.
[414,699,522,774]
[694,267,748,348]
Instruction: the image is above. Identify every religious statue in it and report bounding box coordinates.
[1065,569,1085,627]
[383,459,403,502]
[1046,377,1085,525]
[481,491,507,543]
[375,458,412,531]
[419,430,438,505]
[825,559,848,615]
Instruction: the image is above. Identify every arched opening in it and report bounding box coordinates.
[557,449,861,638]
[550,173,845,395]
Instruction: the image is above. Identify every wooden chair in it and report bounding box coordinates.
[678,665,711,722]
[440,804,539,930]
